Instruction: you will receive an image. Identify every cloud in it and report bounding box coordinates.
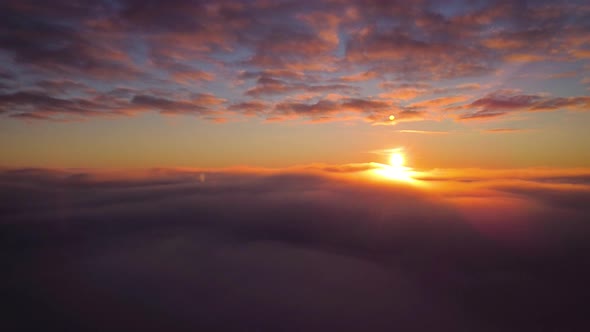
[548,71,578,79]
[0,0,589,123]
[397,130,449,135]
[471,92,543,109]
[272,97,394,122]
[130,94,222,116]
[369,110,427,124]
[460,91,590,120]
[379,89,427,101]
[431,83,481,95]
[531,96,590,111]
[346,27,493,80]
[504,53,545,62]
[227,100,269,117]
[483,128,529,133]
[338,71,379,82]
[2,166,590,331]
[171,68,215,83]
[408,95,469,109]
[245,75,357,98]
[0,88,228,121]
[0,91,126,121]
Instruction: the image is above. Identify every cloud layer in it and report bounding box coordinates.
[0,0,589,123]
[2,166,590,331]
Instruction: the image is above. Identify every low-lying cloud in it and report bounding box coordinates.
[2,166,590,331]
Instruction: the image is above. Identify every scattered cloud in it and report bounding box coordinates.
[0,0,588,124]
[130,94,225,116]
[460,91,590,121]
[272,97,395,122]
[227,100,269,117]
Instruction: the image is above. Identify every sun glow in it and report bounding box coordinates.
[390,153,404,167]
[370,150,421,184]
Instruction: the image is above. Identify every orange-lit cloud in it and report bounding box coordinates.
[397,130,449,135]
[482,128,529,133]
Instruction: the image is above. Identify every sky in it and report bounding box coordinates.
[2,1,590,331]
[1,0,589,168]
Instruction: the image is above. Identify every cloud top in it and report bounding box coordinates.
[2,165,590,331]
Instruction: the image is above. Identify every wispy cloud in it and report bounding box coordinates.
[397,130,450,135]
[483,128,529,133]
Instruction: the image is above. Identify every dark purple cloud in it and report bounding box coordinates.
[130,93,225,116]
[0,87,227,121]
[460,91,590,120]
[272,97,395,122]
[2,167,590,331]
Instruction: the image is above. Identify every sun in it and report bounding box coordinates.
[368,150,421,184]
[389,152,405,168]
